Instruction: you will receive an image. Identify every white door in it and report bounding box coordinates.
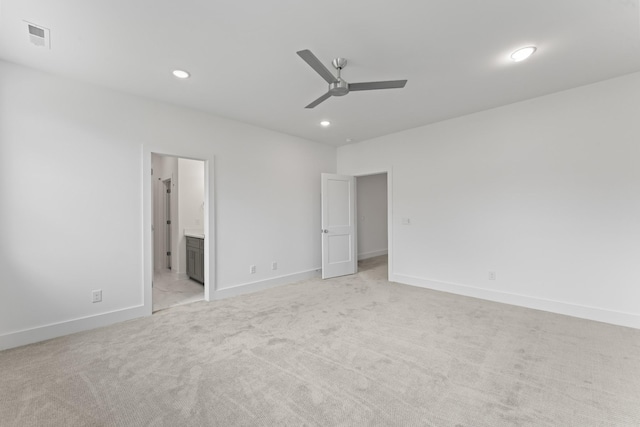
[321,173,357,279]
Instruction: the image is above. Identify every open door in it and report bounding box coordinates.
[321,173,357,279]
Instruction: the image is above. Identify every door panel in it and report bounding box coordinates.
[327,179,350,226]
[321,173,356,279]
[328,235,351,263]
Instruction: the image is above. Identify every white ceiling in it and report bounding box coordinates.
[1,0,639,146]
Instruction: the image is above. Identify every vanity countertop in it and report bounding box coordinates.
[184,230,205,239]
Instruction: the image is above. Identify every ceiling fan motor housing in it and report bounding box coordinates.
[332,58,347,69]
[329,79,349,96]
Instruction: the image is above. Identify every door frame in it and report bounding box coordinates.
[143,148,214,315]
[161,178,172,270]
[352,168,393,281]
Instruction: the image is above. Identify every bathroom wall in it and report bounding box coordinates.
[178,158,205,274]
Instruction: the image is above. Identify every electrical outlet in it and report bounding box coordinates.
[250,265,256,274]
[92,289,102,303]
[271,262,278,270]
[488,271,496,280]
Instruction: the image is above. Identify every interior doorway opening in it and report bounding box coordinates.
[152,153,206,312]
[356,172,389,271]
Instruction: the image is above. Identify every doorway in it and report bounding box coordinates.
[152,154,206,312]
[356,172,389,276]
[320,171,391,280]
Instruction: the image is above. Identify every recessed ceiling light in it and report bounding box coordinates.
[320,121,331,127]
[510,46,537,62]
[172,69,190,79]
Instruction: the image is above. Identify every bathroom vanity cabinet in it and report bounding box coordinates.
[186,236,204,283]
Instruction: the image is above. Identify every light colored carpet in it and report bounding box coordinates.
[1,256,639,426]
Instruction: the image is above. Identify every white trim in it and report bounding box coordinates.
[0,305,147,351]
[392,273,640,329]
[212,269,320,300]
[142,147,153,313]
[387,169,393,281]
[358,249,388,260]
[203,157,213,301]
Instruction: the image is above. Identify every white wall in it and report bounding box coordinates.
[357,174,388,259]
[339,72,640,329]
[0,60,336,349]
[178,158,205,274]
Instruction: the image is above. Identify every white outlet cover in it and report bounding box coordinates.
[92,290,102,302]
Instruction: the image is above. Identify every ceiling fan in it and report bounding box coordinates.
[296,49,408,109]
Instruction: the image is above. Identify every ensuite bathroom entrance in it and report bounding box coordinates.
[151,153,206,312]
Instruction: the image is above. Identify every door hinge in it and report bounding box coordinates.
[166,189,171,194]
[151,168,153,175]
[166,220,171,225]
[167,251,171,256]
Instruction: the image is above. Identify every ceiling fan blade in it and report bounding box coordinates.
[297,50,338,84]
[349,80,408,91]
[305,92,332,109]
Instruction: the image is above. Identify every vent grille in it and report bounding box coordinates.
[24,21,50,49]
[28,24,45,38]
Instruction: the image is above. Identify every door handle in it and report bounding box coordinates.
[322,229,329,233]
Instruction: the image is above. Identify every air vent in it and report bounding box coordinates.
[24,21,50,49]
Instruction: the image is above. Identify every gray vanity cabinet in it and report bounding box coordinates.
[186,236,204,283]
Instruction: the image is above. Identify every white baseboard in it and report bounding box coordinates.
[0,305,149,351]
[0,269,320,351]
[391,273,640,330]
[358,249,388,260]
[213,268,321,300]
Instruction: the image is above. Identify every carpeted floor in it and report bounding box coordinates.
[1,256,639,426]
